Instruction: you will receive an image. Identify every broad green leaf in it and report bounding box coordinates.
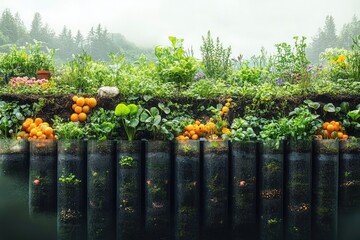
[143,95,153,102]
[154,115,161,125]
[150,107,159,116]
[129,119,139,128]
[128,104,138,115]
[304,99,320,110]
[323,103,335,112]
[348,110,360,121]
[340,102,350,113]
[140,112,149,122]
[115,103,130,117]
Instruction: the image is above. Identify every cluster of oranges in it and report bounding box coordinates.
[17,117,55,140]
[316,120,349,140]
[70,96,97,122]
[176,98,233,141]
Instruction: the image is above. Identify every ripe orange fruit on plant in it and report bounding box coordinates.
[72,96,79,102]
[76,97,85,107]
[82,105,90,114]
[44,127,53,136]
[222,106,229,113]
[191,134,199,140]
[323,122,329,130]
[342,134,349,140]
[70,113,79,122]
[88,98,97,108]
[84,98,89,105]
[327,124,335,133]
[74,106,83,114]
[78,112,87,122]
[35,118,43,126]
[72,103,77,111]
[195,120,201,125]
[337,132,343,139]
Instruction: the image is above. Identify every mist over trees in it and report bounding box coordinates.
[0,9,359,63]
[307,15,360,63]
[0,9,154,62]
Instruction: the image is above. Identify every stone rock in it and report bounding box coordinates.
[97,86,119,97]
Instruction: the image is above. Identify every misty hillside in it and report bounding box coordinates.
[0,9,154,62]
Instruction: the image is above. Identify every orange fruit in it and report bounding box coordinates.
[70,113,79,122]
[225,102,231,107]
[72,96,78,102]
[74,106,83,114]
[76,97,85,107]
[323,122,329,130]
[219,111,224,116]
[342,134,349,140]
[30,128,37,137]
[36,131,43,137]
[337,132,343,139]
[29,123,36,130]
[323,130,329,139]
[88,98,97,108]
[16,136,22,141]
[78,112,87,122]
[327,124,335,133]
[191,134,199,140]
[72,103,77,111]
[185,125,194,131]
[25,118,33,124]
[189,130,195,136]
[84,98,89,105]
[34,118,43,126]
[22,121,30,129]
[222,106,229,113]
[82,105,90,114]
[44,127,53,136]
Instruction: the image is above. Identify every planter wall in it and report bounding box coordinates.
[259,140,284,240]
[57,140,86,240]
[174,140,200,240]
[285,140,312,240]
[3,139,360,239]
[88,140,116,240]
[231,141,257,239]
[312,139,339,240]
[29,140,57,215]
[339,139,360,239]
[145,141,171,239]
[117,140,142,240]
[202,140,229,239]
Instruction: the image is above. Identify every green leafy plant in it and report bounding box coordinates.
[230,115,267,141]
[114,103,142,141]
[348,35,360,81]
[85,108,117,140]
[155,36,200,86]
[119,156,137,168]
[52,116,86,139]
[59,173,81,185]
[0,100,34,138]
[139,104,175,140]
[200,31,232,80]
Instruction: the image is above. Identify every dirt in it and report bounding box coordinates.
[1,93,360,125]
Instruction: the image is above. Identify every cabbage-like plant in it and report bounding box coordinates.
[115,103,142,141]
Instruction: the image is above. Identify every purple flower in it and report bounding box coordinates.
[276,79,284,85]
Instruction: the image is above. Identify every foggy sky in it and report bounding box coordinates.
[1,0,359,57]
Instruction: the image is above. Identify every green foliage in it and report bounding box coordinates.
[59,173,81,185]
[140,104,174,140]
[52,116,86,139]
[183,78,228,98]
[271,36,310,84]
[0,100,33,138]
[230,115,267,141]
[155,36,199,86]
[114,103,142,141]
[119,156,137,168]
[348,35,360,80]
[200,31,232,80]
[0,41,56,79]
[86,108,117,140]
